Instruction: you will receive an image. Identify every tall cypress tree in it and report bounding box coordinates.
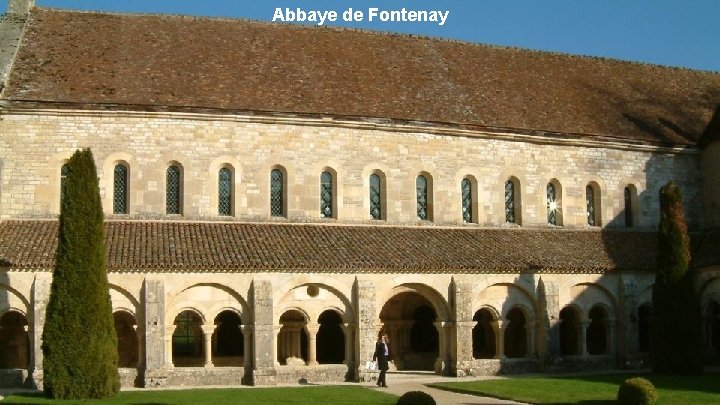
[42,149,119,398]
[650,181,703,374]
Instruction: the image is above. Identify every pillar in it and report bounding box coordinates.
[433,321,452,375]
[142,277,169,388]
[30,273,51,389]
[241,325,254,385]
[494,320,506,359]
[580,320,590,356]
[353,278,376,381]
[605,319,615,354]
[452,279,474,375]
[202,325,215,367]
[340,323,354,365]
[250,278,276,385]
[305,323,320,365]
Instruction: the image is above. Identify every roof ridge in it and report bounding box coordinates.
[30,7,719,74]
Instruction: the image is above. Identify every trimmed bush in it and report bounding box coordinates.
[617,377,657,405]
[42,149,120,399]
[650,181,703,374]
[397,390,436,405]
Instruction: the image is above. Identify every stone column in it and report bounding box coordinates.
[527,321,538,356]
[605,319,615,354]
[30,273,52,389]
[305,323,320,365]
[580,320,590,356]
[494,320,506,359]
[433,321,452,375]
[452,280,474,376]
[353,279,376,382]
[142,277,169,388]
[241,325,254,385]
[340,323,354,365]
[202,325,216,367]
[273,325,282,366]
[250,278,276,385]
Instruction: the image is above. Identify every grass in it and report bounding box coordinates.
[429,373,720,404]
[1,385,398,404]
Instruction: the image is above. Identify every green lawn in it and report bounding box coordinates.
[429,373,720,404]
[1,386,397,404]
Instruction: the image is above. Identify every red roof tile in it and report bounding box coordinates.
[2,8,719,146]
[0,220,660,273]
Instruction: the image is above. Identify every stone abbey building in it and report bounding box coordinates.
[0,0,719,389]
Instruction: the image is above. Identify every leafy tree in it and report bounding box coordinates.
[650,181,703,374]
[42,149,119,398]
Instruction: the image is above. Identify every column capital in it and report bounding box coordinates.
[240,324,254,334]
[305,323,321,335]
[201,325,216,335]
[165,324,177,335]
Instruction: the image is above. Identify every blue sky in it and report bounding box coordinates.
[3,0,719,71]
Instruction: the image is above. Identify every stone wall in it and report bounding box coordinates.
[0,110,702,229]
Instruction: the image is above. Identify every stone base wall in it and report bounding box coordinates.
[464,358,539,376]
[118,367,141,388]
[0,369,28,388]
[165,367,245,387]
[543,355,617,374]
[275,364,350,385]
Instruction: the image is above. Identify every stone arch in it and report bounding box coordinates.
[378,283,450,371]
[0,283,30,315]
[113,309,139,368]
[0,309,29,369]
[472,306,498,359]
[274,278,353,324]
[212,309,244,367]
[171,308,205,367]
[109,283,140,315]
[379,282,450,323]
[476,282,538,322]
[316,309,345,364]
[504,306,529,358]
[587,305,610,355]
[277,308,310,365]
[559,305,582,356]
[173,282,251,324]
[569,282,618,318]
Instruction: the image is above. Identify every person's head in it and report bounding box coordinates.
[382,334,388,343]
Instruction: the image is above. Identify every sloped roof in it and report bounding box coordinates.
[1,8,719,146]
[0,220,659,273]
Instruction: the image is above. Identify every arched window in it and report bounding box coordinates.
[114,311,138,367]
[60,163,69,205]
[166,164,182,215]
[546,180,562,226]
[320,171,333,218]
[113,164,128,214]
[369,173,382,220]
[504,308,527,358]
[505,178,520,224]
[624,185,637,228]
[317,310,345,364]
[586,183,601,226]
[172,310,203,367]
[416,175,428,220]
[270,168,284,217]
[638,304,651,353]
[218,167,232,216]
[461,178,472,223]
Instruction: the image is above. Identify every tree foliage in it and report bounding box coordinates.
[650,181,703,374]
[42,149,120,399]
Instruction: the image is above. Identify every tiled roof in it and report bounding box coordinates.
[2,8,720,146]
[0,220,661,273]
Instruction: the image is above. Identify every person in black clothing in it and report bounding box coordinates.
[373,333,390,387]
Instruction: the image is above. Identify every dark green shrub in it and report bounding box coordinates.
[617,377,657,405]
[42,149,119,399]
[650,181,703,374]
[397,390,436,405]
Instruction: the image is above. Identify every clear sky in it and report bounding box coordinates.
[3,0,719,72]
